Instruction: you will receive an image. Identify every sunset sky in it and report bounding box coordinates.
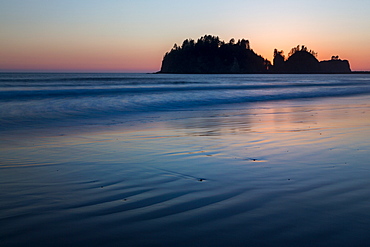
[1,0,369,72]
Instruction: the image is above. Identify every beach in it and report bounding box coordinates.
[1,74,370,246]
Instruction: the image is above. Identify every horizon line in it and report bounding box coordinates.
[1,70,370,74]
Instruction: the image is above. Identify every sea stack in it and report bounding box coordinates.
[160,35,351,74]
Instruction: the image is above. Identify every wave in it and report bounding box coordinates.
[1,80,370,101]
[1,73,370,130]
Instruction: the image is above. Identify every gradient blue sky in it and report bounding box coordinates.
[1,0,369,72]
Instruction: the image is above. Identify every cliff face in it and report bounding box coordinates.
[271,47,351,74]
[320,60,351,73]
[160,47,267,74]
[285,51,321,73]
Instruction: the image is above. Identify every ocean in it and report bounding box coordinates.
[1,73,370,132]
[1,73,370,246]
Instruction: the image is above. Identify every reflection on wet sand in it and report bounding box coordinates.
[1,96,370,246]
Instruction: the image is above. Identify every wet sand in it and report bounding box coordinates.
[1,95,370,246]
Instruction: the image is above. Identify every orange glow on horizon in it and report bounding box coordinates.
[0,43,164,72]
[1,1,369,72]
[0,37,369,72]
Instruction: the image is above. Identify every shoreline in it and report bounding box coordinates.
[1,75,370,246]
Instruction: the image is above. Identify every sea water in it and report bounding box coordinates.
[1,73,370,132]
[1,73,370,246]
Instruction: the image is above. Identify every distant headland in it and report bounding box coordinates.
[159,35,351,74]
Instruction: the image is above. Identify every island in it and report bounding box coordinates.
[159,35,351,74]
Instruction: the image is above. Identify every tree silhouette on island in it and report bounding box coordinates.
[159,35,351,74]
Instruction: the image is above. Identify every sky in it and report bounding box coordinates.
[1,0,370,72]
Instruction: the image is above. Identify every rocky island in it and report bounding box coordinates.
[159,35,351,74]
